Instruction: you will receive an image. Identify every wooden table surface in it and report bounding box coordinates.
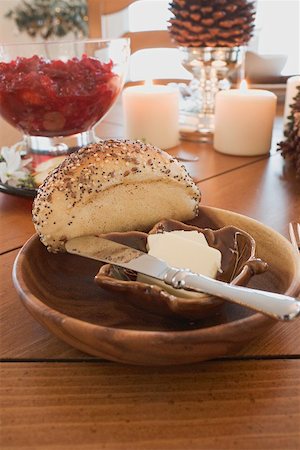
[1,102,300,450]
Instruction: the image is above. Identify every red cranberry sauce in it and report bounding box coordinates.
[0,55,120,136]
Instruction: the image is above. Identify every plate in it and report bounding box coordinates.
[13,206,300,365]
[0,149,68,198]
[0,182,36,198]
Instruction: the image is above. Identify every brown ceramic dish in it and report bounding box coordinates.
[13,206,300,365]
[95,219,267,320]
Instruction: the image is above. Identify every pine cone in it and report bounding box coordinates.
[278,86,300,177]
[168,0,256,47]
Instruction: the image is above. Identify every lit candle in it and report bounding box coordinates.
[122,80,179,150]
[283,75,300,129]
[213,81,277,156]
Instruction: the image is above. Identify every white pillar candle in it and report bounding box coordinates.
[283,75,300,130]
[122,82,179,150]
[213,82,277,156]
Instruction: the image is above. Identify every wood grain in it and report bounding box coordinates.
[0,193,34,254]
[1,360,299,450]
[168,143,269,184]
[198,153,300,239]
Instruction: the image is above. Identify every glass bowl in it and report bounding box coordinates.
[0,38,129,154]
[0,38,129,195]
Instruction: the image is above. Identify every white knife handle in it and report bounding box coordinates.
[163,268,300,321]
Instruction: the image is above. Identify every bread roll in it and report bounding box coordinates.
[32,140,200,251]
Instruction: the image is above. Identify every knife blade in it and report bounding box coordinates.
[65,235,170,280]
[65,235,300,321]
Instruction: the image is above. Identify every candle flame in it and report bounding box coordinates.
[240,80,248,91]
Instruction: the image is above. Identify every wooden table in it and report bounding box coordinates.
[1,103,300,450]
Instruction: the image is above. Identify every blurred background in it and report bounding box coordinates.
[0,0,299,84]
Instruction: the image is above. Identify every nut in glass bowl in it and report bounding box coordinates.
[95,219,267,320]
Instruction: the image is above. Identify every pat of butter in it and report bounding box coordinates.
[166,230,208,246]
[137,231,222,298]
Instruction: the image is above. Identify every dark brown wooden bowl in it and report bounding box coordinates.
[95,219,267,320]
[13,206,300,365]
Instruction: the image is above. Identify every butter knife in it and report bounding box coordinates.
[65,236,300,321]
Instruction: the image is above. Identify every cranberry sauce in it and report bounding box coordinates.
[0,55,120,136]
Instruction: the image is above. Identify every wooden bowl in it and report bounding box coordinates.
[13,206,300,366]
